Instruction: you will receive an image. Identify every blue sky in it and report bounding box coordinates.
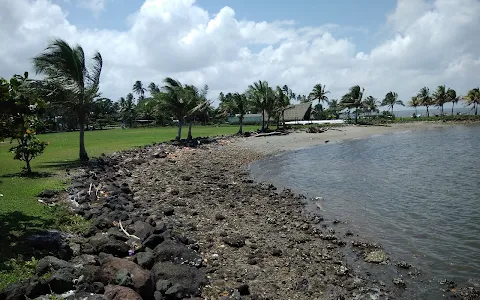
[2,0,479,106]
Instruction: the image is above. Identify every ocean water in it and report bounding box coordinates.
[250,125,480,295]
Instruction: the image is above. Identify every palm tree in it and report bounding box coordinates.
[308,83,330,105]
[362,96,379,116]
[275,86,291,128]
[148,82,160,96]
[408,96,421,116]
[160,78,208,140]
[133,80,146,102]
[327,99,341,119]
[296,94,308,103]
[32,38,103,161]
[381,91,404,114]
[247,80,271,132]
[432,85,448,115]
[340,85,364,123]
[282,85,296,102]
[465,88,480,115]
[446,88,459,116]
[418,87,433,117]
[119,94,136,127]
[229,93,248,134]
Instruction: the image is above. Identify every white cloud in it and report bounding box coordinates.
[0,0,479,106]
[79,0,110,14]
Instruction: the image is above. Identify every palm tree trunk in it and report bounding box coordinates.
[78,111,89,161]
[475,104,478,116]
[426,106,430,117]
[187,122,193,140]
[451,103,454,116]
[238,116,243,135]
[282,111,286,129]
[261,109,265,132]
[176,121,182,141]
[415,107,418,115]
[441,105,444,115]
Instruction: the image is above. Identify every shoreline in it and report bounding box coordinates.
[234,122,464,156]
[1,123,478,299]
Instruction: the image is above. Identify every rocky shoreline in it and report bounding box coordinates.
[1,135,478,299]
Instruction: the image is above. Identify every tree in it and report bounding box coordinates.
[91,97,116,129]
[0,73,48,174]
[408,96,421,116]
[160,77,208,140]
[326,99,341,119]
[446,88,459,116]
[32,38,102,161]
[381,91,404,114]
[119,94,136,127]
[308,83,330,105]
[148,82,160,96]
[247,80,271,132]
[274,86,291,128]
[465,88,480,116]
[133,80,146,103]
[340,85,364,123]
[417,87,433,117]
[228,93,248,134]
[296,94,308,103]
[432,85,448,115]
[282,85,296,102]
[362,96,379,116]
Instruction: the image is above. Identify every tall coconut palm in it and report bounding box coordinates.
[408,96,421,116]
[229,93,248,134]
[381,91,404,114]
[432,85,448,115]
[340,85,364,123]
[32,38,103,161]
[275,86,291,128]
[446,88,459,116]
[247,80,271,132]
[160,78,208,140]
[148,82,160,96]
[418,87,433,117]
[308,83,330,105]
[133,80,146,102]
[465,88,480,115]
[282,85,296,102]
[327,99,341,119]
[362,96,379,116]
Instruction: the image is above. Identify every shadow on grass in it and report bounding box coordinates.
[0,211,54,269]
[39,159,84,171]
[0,171,54,179]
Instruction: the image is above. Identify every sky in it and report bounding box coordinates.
[1,0,479,107]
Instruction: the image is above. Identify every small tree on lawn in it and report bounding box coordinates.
[0,72,48,174]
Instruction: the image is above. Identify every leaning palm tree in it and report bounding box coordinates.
[408,96,421,116]
[381,91,404,114]
[32,38,102,161]
[418,87,433,117]
[133,80,146,102]
[228,93,248,134]
[362,96,379,116]
[148,82,160,96]
[274,86,291,128]
[308,83,330,105]
[446,88,459,116]
[432,85,448,115]
[465,88,480,116]
[340,85,364,123]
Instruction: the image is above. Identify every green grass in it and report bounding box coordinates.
[0,124,258,289]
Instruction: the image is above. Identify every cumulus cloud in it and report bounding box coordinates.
[0,0,479,106]
[78,0,110,14]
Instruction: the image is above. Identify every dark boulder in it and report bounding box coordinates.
[135,251,154,269]
[36,256,73,276]
[26,230,72,260]
[223,235,246,248]
[151,261,207,299]
[65,292,106,300]
[143,234,165,249]
[153,240,202,267]
[88,233,130,257]
[77,281,105,294]
[131,221,154,241]
[48,268,76,294]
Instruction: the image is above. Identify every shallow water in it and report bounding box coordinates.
[250,125,480,296]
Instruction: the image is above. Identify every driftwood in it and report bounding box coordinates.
[118,220,141,240]
[255,132,288,137]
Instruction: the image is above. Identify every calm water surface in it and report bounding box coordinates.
[251,125,480,293]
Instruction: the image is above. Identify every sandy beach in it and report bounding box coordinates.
[235,122,457,155]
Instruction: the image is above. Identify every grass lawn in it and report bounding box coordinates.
[0,124,258,288]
